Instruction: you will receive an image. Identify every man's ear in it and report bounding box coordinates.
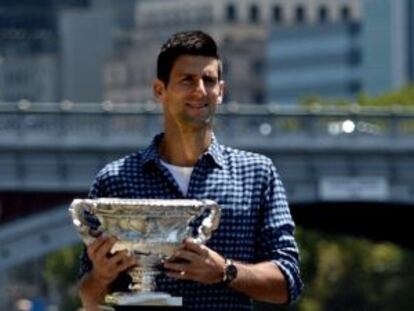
[217,80,225,105]
[153,79,165,102]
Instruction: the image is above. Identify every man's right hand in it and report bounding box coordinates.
[78,235,137,310]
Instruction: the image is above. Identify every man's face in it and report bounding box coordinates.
[154,55,224,130]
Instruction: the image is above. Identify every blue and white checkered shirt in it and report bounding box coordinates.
[80,133,303,310]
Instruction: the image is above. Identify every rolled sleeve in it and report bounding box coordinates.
[256,161,303,304]
[78,175,103,278]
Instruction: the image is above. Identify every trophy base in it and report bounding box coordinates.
[105,292,182,306]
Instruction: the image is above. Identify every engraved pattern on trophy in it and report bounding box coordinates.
[69,198,221,306]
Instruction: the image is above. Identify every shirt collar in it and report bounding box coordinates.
[141,133,163,166]
[205,133,225,168]
[141,132,224,169]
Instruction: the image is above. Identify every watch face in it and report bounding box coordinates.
[226,263,238,283]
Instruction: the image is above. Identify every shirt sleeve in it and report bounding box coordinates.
[78,175,104,278]
[256,159,304,304]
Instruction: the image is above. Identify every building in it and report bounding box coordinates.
[266,22,362,104]
[362,0,414,96]
[59,1,114,102]
[264,0,362,104]
[0,0,92,102]
[267,0,414,104]
[104,0,360,104]
[0,0,60,101]
[0,0,118,103]
[0,53,59,102]
[103,0,266,103]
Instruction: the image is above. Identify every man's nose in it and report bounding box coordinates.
[193,79,207,96]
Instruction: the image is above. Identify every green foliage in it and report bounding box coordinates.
[43,243,83,311]
[294,228,414,311]
[43,244,82,285]
[301,84,414,107]
[357,84,414,106]
[43,234,414,311]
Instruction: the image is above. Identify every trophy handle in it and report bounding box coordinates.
[193,200,221,244]
[69,199,99,246]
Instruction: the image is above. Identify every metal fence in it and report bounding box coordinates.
[1,101,414,150]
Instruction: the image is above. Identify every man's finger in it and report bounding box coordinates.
[163,260,188,272]
[166,270,192,280]
[106,249,129,264]
[163,249,200,272]
[87,235,110,258]
[170,250,199,263]
[183,239,208,256]
[94,236,117,261]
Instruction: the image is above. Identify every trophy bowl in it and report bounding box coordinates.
[69,198,221,306]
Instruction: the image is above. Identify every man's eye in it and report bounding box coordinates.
[204,77,217,84]
[181,78,193,84]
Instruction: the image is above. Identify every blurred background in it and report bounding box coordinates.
[1,0,414,310]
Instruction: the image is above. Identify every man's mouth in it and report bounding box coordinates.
[185,103,208,109]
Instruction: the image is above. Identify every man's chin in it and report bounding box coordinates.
[181,116,213,129]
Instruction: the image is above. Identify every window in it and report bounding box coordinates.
[226,3,237,22]
[251,60,263,76]
[252,90,264,104]
[341,6,350,22]
[273,5,283,23]
[249,4,260,23]
[295,5,305,24]
[348,49,361,65]
[318,6,328,23]
[348,81,361,93]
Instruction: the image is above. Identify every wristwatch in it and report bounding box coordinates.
[222,258,238,284]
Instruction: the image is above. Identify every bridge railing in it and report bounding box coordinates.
[2,101,414,203]
[1,102,414,150]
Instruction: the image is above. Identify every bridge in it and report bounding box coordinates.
[1,101,414,271]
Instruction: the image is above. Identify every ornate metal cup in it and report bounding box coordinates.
[69,198,221,306]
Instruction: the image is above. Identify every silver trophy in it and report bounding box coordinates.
[69,198,221,307]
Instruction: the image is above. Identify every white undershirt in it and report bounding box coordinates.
[160,160,194,196]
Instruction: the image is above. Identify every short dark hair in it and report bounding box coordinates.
[157,30,222,85]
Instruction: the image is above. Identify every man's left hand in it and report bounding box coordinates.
[163,238,225,284]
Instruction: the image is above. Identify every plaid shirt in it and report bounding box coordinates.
[80,133,303,310]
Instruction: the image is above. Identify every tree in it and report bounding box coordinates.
[43,244,83,311]
[301,84,414,107]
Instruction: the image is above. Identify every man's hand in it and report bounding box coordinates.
[87,235,136,285]
[163,238,225,284]
[78,235,137,310]
[163,238,289,304]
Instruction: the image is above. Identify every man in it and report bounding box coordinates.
[78,30,303,310]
